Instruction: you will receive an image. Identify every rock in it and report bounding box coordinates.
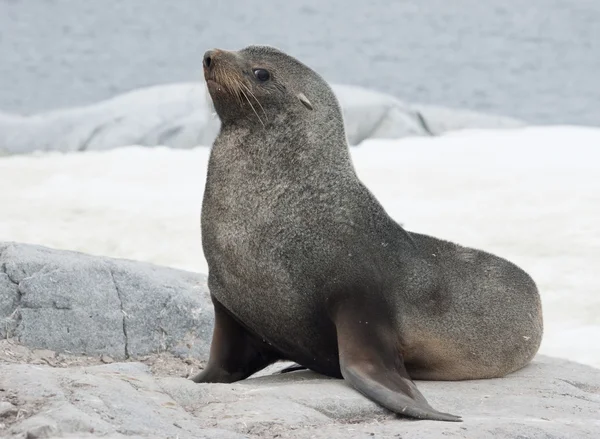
[0,241,213,361]
[333,84,428,142]
[0,361,245,439]
[0,84,220,156]
[0,241,599,437]
[30,350,57,366]
[0,401,17,418]
[0,355,598,438]
[0,82,526,155]
[23,423,58,439]
[412,103,525,135]
[100,355,114,364]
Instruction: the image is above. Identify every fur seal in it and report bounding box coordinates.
[191,45,543,422]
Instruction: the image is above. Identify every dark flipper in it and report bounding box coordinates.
[332,297,462,422]
[191,296,280,383]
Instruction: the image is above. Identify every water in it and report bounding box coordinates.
[1,0,599,125]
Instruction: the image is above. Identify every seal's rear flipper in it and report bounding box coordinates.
[333,300,462,422]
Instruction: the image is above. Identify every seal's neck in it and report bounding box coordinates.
[213,113,354,177]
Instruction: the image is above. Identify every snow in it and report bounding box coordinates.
[0,125,598,368]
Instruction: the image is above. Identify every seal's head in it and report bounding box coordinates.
[203,45,340,127]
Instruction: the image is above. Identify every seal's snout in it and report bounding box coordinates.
[203,50,221,85]
[204,49,225,72]
[203,51,214,70]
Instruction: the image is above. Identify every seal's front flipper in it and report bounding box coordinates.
[333,300,462,422]
[191,296,280,383]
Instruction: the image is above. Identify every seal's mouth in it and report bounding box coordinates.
[203,65,220,88]
[203,59,234,96]
[205,76,231,96]
[205,78,221,90]
[204,69,248,104]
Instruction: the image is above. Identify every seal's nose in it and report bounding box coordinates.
[203,50,214,69]
[204,49,225,70]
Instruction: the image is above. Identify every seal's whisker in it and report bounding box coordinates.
[214,66,238,104]
[231,75,248,105]
[222,71,239,102]
[230,81,243,105]
[240,89,265,126]
[227,72,245,107]
[240,83,267,120]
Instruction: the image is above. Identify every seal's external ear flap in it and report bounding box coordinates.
[297,93,313,111]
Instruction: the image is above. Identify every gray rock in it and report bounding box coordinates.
[0,267,19,337]
[0,83,218,156]
[0,362,245,439]
[0,241,213,360]
[0,401,17,418]
[0,241,599,437]
[0,355,598,438]
[333,84,428,142]
[412,103,526,135]
[0,82,526,156]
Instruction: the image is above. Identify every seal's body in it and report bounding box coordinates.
[192,46,543,422]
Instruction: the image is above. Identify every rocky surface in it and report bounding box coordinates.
[0,241,213,361]
[0,346,598,439]
[412,103,528,135]
[1,241,599,438]
[0,83,524,155]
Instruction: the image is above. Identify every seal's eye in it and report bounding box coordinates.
[253,69,270,82]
